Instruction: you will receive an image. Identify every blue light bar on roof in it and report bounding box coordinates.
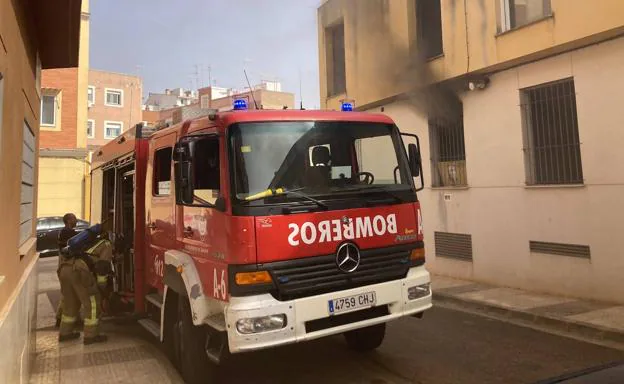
[341,101,354,112]
[233,99,248,111]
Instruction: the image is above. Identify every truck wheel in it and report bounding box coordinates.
[343,323,386,352]
[172,296,216,384]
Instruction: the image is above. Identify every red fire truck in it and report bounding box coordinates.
[90,100,431,383]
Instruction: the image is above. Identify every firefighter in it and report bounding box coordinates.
[55,213,83,328]
[58,237,108,344]
[84,234,114,313]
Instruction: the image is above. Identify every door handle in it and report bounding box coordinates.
[37,233,45,238]
[183,226,194,238]
[147,222,157,230]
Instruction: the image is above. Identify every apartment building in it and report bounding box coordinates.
[144,87,198,111]
[318,0,624,304]
[0,0,83,381]
[198,83,295,111]
[87,69,143,148]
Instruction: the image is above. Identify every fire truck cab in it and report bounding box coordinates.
[90,101,432,383]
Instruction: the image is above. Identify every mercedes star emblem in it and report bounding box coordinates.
[341,216,350,224]
[335,242,361,273]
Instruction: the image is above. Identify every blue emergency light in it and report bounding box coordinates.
[341,101,354,112]
[233,99,248,111]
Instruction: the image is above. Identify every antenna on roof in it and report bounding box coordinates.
[299,68,305,110]
[243,70,260,110]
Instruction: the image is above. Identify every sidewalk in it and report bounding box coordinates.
[432,274,624,347]
[30,257,183,384]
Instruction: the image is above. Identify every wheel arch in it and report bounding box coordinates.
[163,249,212,327]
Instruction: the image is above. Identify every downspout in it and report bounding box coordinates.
[464,0,470,73]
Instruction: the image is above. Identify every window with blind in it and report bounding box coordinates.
[20,121,36,248]
[105,88,123,107]
[41,95,56,126]
[104,121,123,139]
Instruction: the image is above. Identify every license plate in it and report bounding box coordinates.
[328,292,376,315]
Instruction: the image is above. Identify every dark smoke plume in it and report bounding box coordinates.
[319,0,462,121]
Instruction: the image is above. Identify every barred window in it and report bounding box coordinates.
[521,78,583,185]
[429,112,467,187]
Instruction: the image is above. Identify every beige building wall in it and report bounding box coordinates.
[319,0,624,304]
[369,37,624,304]
[87,70,143,148]
[38,156,87,218]
[318,0,624,110]
[0,0,82,381]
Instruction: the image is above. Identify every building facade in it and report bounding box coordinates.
[318,0,624,304]
[0,0,82,381]
[38,0,90,221]
[87,69,143,148]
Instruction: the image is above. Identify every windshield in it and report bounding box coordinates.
[229,121,413,203]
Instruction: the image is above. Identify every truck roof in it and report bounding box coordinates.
[152,109,396,140]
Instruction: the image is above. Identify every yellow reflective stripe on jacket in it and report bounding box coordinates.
[96,275,108,284]
[83,296,99,326]
[61,314,76,323]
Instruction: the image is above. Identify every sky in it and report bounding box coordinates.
[90,0,321,108]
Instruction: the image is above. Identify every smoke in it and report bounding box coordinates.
[319,0,462,121]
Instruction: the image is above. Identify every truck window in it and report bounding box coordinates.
[154,147,172,196]
[192,137,220,205]
[355,135,401,184]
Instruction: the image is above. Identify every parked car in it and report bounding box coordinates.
[36,216,89,257]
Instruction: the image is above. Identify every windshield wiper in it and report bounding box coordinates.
[243,187,329,210]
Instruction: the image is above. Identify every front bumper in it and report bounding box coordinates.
[224,266,432,353]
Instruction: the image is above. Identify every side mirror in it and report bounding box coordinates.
[408,143,421,177]
[174,142,195,204]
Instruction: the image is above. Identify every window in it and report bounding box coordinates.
[87,86,95,106]
[87,119,95,138]
[192,138,221,205]
[499,0,551,32]
[521,78,582,185]
[20,121,35,246]
[355,136,402,184]
[429,98,467,187]
[417,0,444,59]
[105,88,123,107]
[41,95,56,126]
[104,121,123,139]
[154,147,173,196]
[325,22,346,97]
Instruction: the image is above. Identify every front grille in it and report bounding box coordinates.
[305,305,389,333]
[267,243,419,301]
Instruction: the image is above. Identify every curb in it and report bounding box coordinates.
[433,292,624,345]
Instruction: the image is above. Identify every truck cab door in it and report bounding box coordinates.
[146,132,177,292]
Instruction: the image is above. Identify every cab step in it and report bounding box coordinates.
[138,318,160,339]
[206,313,226,332]
[145,293,163,309]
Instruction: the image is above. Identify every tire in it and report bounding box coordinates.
[171,296,216,384]
[343,323,386,352]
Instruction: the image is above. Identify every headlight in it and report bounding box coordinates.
[236,314,287,334]
[408,283,431,300]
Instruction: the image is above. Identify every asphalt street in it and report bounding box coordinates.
[37,256,624,384]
